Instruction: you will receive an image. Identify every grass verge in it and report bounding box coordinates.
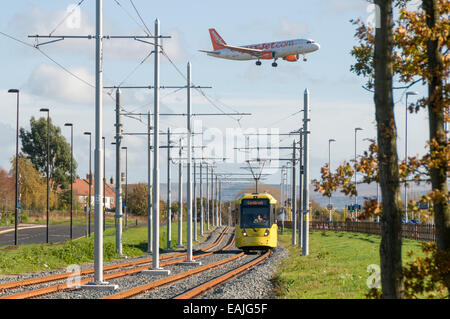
[271,229,425,299]
[0,221,210,275]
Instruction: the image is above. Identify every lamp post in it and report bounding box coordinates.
[404,91,418,223]
[103,136,106,231]
[354,127,363,221]
[40,108,50,243]
[64,123,74,240]
[84,131,92,236]
[122,146,128,227]
[8,89,19,245]
[328,138,336,222]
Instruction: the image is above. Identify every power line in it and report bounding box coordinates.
[49,0,88,36]
[129,0,152,36]
[112,0,150,36]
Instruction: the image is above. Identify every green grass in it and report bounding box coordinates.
[271,230,425,299]
[0,221,209,275]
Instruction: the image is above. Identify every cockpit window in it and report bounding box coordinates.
[307,40,315,44]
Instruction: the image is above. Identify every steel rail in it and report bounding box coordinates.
[174,250,271,299]
[0,226,229,297]
[104,237,239,299]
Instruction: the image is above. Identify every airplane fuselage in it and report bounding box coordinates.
[207,39,319,61]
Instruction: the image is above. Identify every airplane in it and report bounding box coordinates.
[200,28,320,67]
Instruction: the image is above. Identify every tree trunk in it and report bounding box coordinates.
[423,0,450,290]
[374,0,404,299]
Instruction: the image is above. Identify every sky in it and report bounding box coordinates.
[0,0,430,191]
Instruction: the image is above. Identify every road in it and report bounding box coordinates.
[0,224,96,247]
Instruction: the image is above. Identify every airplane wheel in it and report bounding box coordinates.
[272,62,278,67]
[303,58,307,62]
[256,61,262,66]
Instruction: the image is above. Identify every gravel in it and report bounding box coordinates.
[0,226,289,299]
[201,245,288,299]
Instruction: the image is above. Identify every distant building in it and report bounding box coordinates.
[73,176,116,211]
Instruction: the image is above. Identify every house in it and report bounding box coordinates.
[73,176,116,211]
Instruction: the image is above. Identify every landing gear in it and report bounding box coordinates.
[303,55,307,62]
[256,60,262,66]
[271,61,278,67]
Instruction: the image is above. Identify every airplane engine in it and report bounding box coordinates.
[284,54,299,62]
[261,51,274,60]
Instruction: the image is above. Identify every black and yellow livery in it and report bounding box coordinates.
[235,193,277,252]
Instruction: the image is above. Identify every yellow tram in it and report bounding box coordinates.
[235,193,278,252]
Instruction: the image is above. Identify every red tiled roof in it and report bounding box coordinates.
[73,178,115,198]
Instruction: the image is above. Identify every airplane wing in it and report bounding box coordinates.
[198,50,221,55]
[222,44,264,57]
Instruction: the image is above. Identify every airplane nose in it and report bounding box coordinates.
[314,43,320,51]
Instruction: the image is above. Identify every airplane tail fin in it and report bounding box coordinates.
[209,28,227,50]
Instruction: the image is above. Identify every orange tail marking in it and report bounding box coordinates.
[209,28,227,50]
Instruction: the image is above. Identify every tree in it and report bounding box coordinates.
[10,156,58,210]
[0,168,14,211]
[127,183,148,216]
[19,116,77,189]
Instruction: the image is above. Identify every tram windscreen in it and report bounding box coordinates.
[240,199,270,228]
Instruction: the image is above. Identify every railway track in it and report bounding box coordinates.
[0,226,230,299]
[104,236,271,300]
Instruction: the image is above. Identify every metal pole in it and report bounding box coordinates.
[46,111,50,244]
[124,148,128,227]
[70,125,73,240]
[186,61,193,261]
[193,161,197,242]
[280,166,285,233]
[147,112,152,253]
[298,130,303,248]
[291,139,296,246]
[405,94,408,223]
[354,128,362,220]
[200,162,204,236]
[328,139,336,222]
[206,164,209,230]
[103,137,106,232]
[219,180,222,226]
[167,128,172,249]
[302,89,310,256]
[88,134,92,236]
[9,90,20,246]
[178,138,183,247]
[114,89,123,256]
[152,18,161,269]
[211,167,215,227]
[216,175,219,227]
[93,0,104,283]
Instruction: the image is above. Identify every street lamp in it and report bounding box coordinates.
[102,136,106,231]
[84,131,92,237]
[328,138,336,222]
[122,146,128,227]
[39,108,50,243]
[405,91,419,223]
[64,123,73,240]
[354,127,363,221]
[8,89,19,245]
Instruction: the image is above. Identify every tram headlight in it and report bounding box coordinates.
[242,230,248,237]
[264,229,270,236]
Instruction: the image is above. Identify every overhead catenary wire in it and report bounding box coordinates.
[49,0,88,36]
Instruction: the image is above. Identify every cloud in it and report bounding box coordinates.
[274,18,309,38]
[25,63,95,105]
